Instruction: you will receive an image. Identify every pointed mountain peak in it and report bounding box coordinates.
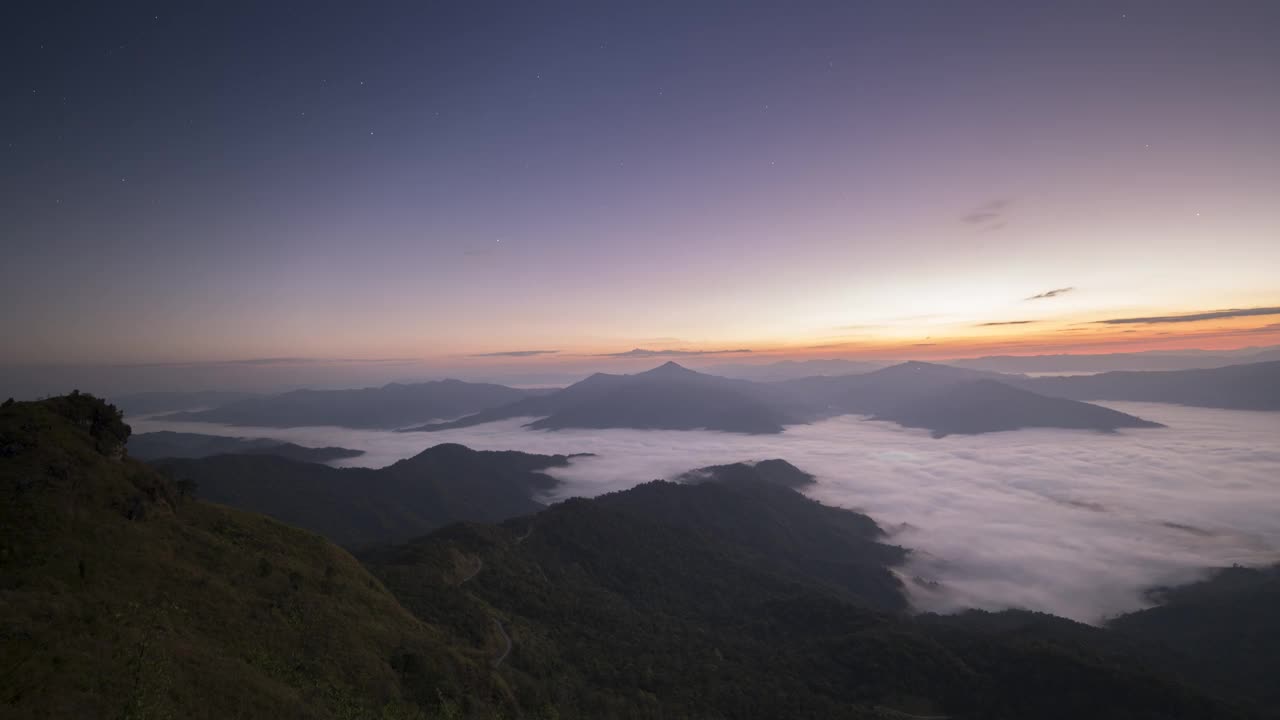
[640,360,698,377]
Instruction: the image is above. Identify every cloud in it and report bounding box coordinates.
[976,320,1039,327]
[962,199,1010,226]
[1026,287,1075,301]
[135,404,1280,624]
[1093,306,1280,325]
[593,348,753,358]
[124,357,421,368]
[470,350,560,358]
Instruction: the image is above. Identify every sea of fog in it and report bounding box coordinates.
[131,403,1280,623]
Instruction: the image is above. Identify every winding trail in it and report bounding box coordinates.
[459,557,483,584]
[491,618,512,667]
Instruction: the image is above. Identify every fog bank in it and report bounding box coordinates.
[133,403,1280,622]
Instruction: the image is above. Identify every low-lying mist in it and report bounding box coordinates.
[133,403,1280,623]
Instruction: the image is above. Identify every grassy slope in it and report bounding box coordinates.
[0,396,508,719]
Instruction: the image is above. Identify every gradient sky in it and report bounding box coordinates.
[4,1,1279,383]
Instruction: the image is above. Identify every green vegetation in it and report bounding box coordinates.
[4,394,1277,719]
[154,444,584,548]
[365,475,1257,719]
[0,394,511,718]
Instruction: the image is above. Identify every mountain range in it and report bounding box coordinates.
[130,358,1279,439]
[155,443,588,547]
[129,430,364,462]
[407,360,1164,436]
[5,393,1278,718]
[156,379,548,428]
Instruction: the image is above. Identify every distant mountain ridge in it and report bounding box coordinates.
[949,344,1280,373]
[158,378,548,428]
[405,360,1166,436]
[156,443,590,547]
[407,361,794,434]
[128,430,364,462]
[1020,360,1280,411]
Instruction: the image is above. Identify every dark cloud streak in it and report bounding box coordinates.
[1026,287,1075,301]
[593,348,753,358]
[470,350,560,358]
[1093,306,1280,325]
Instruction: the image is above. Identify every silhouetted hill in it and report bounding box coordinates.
[1109,565,1280,714]
[1022,360,1280,410]
[156,443,589,547]
[129,430,364,462]
[675,458,816,488]
[0,393,510,718]
[159,379,546,428]
[872,379,1164,437]
[408,361,793,433]
[365,468,1250,719]
[111,389,260,416]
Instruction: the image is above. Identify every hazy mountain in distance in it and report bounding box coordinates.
[871,378,1164,437]
[675,458,817,488]
[128,430,364,462]
[158,379,549,428]
[111,390,260,416]
[409,360,1170,437]
[407,361,794,434]
[948,345,1280,373]
[699,358,885,381]
[156,443,591,547]
[1021,361,1280,411]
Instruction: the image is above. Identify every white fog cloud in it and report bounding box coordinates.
[132,403,1280,623]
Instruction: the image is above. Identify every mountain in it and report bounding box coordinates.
[699,358,885,381]
[128,430,364,462]
[364,467,1250,719]
[6,394,1269,719]
[410,361,1168,436]
[947,345,1280,373]
[1022,360,1280,411]
[156,443,589,547]
[872,378,1165,437]
[407,361,794,434]
[676,457,816,488]
[1108,564,1280,713]
[774,362,1160,435]
[158,379,547,428]
[0,393,510,718]
[110,389,260,416]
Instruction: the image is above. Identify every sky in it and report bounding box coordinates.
[4,1,1279,389]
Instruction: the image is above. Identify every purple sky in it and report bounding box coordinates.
[4,1,1278,391]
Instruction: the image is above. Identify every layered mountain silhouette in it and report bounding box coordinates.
[873,378,1165,437]
[404,360,1163,436]
[129,430,364,462]
[158,379,546,428]
[155,443,589,547]
[1021,360,1280,411]
[406,361,794,434]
